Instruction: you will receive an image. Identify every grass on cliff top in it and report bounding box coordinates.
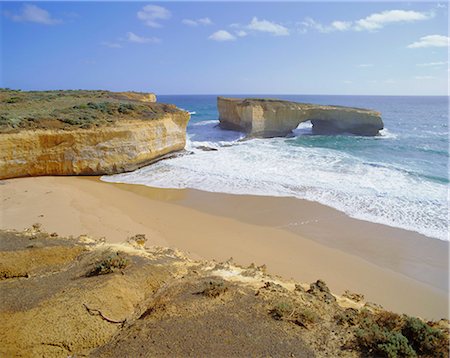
[0,88,180,133]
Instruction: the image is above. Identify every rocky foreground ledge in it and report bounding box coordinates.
[0,90,190,179]
[0,226,448,357]
[218,97,384,137]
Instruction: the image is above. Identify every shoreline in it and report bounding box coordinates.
[0,175,448,320]
[108,180,448,292]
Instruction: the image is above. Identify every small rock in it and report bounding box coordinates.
[364,301,383,311]
[342,290,364,302]
[307,279,336,303]
[261,281,287,293]
[26,242,44,249]
[127,234,147,248]
[32,223,42,231]
[196,146,218,152]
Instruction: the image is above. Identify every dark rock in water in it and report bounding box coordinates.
[196,145,218,152]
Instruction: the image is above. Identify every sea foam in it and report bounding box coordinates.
[103,120,448,241]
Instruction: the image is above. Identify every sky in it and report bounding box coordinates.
[1,1,449,95]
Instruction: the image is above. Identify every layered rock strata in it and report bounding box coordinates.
[218,97,383,137]
[0,90,190,179]
[0,113,189,179]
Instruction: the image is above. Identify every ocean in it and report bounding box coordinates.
[102,95,449,241]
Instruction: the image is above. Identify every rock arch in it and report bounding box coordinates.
[218,97,383,137]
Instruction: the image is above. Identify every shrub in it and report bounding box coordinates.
[197,280,228,298]
[355,316,416,358]
[353,311,449,358]
[293,308,320,327]
[402,316,448,357]
[5,96,20,104]
[270,300,319,328]
[86,252,129,277]
[335,308,359,326]
[270,300,293,320]
[118,103,135,114]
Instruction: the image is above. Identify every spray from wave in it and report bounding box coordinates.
[103,120,448,241]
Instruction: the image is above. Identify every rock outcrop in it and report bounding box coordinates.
[218,97,383,137]
[113,91,157,103]
[0,113,189,179]
[0,90,190,179]
[1,227,448,357]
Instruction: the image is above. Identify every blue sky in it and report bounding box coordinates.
[1,1,448,95]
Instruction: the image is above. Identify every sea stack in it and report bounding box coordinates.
[218,97,383,137]
[0,90,190,179]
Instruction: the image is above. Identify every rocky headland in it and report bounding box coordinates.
[0,90,190,179]
[0,226,448,357]
[218,97,384,137]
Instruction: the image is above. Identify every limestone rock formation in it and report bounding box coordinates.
[114,91,157,103]
[218,97,383,137]
[0,113,189,179]
[0,90,190,179]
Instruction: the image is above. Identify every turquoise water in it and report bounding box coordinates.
[103,95,449,241]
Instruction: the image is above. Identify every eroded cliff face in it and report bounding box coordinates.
[114,92,157,103]
[0,112,189,180]
[218,97,383,137]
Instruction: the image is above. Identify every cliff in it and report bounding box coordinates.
[1,227,448,357]
[218,97,384,137]
[0,90,190,179]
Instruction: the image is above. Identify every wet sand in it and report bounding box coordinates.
[0,176,448,319]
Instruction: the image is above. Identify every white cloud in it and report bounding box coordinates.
[414,75,435,80]
[7,4,61,25]
[247,17,289,36]
[300,17,329,33]
[208,30,236,42]
[416,61,447,67]
[182,17,213,26]
[235,30,248,37]
[407,35,449,48]
[358,64,374,68]
[137,5,171,28]
[182,19,197,26]
[300,9,433,34]
[126,32,161,44]
[354,10,432,31]
[198,17,212,26]
[343,80,353,84]
[101,41,122,48]
[331,21,351,31]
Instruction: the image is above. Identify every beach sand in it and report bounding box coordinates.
[0,176,448,320]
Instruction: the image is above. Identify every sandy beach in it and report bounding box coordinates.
[0,175,448,320]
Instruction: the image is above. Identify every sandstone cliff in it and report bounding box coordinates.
[0,90,190,179]
[0,113,189,179]
[218,97,383,137]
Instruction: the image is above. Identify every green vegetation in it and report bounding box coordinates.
[197,280,229,298]
[402,316,448,356]
[270,299,319,328]
[86,252,129,277]
[352,310,449,358]
[0,89,178,133]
